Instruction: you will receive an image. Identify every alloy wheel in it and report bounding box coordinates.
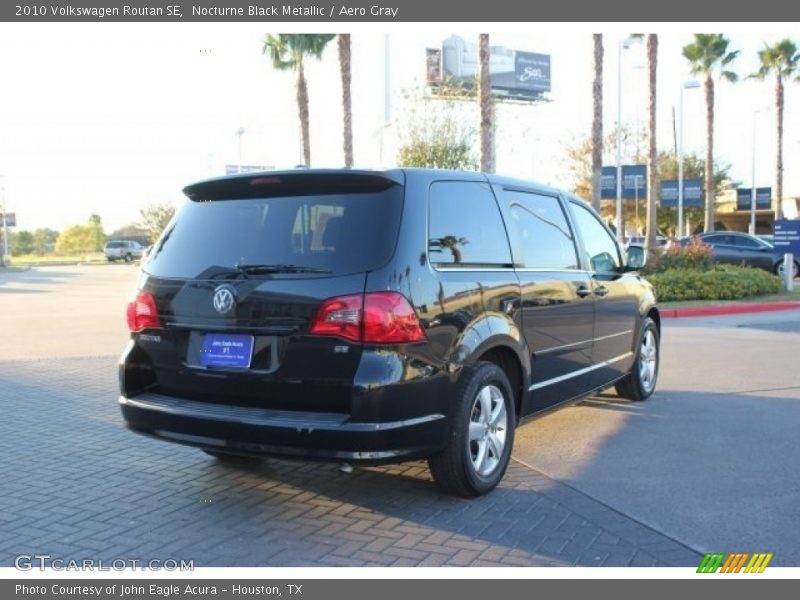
[468,384,508,477]
[639,329,658,393]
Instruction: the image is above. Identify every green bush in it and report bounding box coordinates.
[648,265,782,302]
[643,238,712,274]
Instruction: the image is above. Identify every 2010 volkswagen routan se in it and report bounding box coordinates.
[119,169,660,497]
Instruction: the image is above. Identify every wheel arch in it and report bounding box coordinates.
[470,340,528,422]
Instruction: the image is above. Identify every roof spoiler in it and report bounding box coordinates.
[183,169,404,202]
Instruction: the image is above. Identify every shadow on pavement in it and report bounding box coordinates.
[0,357,699,567]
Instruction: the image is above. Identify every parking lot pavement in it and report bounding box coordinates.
[513,308,800,565]
[3,265,792,567]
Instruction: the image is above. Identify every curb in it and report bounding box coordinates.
[661,300,800,319]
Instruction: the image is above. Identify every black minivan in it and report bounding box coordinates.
[120,169,660,496]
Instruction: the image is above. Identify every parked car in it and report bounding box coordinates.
[119,169,660,497]
[104,239,144,262]
[685,231,798,278]
[757,234,774,245]
[625,235,667,249]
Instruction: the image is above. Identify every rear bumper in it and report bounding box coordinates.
[119,392,448,463]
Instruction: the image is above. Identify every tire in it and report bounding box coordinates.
[428,362,516,497]
[774,260,799,279]
[615,317,659,401]
[124,253,133,263]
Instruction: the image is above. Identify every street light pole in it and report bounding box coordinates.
[677,80,700,238]
[615,36,642,242]
[615,40,624,242]
[750,108,767,235]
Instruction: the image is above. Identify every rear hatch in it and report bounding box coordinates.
[127,170,405,414]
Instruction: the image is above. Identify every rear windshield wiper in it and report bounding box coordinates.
[235,263,332,275]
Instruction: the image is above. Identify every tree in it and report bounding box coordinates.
[338,34,353,168]
[645,34,659,251]
[478,34,495,172]
[138,202,176,243]
[591,34,604,211]
[396,84,478,170]
[9,230,34,256]
[750,39,799,221]
[655,151,732,236]
[109,223,150,245]
[564,125,645,201]
[56,226,96,254]
[262,34,335,167]
[562,127,733,236]
[32,228,58,255]
[87,213,106,251]
[682,34,739,232]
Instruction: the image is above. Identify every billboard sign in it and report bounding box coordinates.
[601,165,647,200]
[1,212,15,227]
[773,219,800,255]
[736,187,772,211]
[660,179,704,208]
[439,35,550,97]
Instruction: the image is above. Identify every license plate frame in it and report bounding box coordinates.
[199,333,255,369]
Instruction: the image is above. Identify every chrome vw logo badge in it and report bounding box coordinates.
[212,285,236,315]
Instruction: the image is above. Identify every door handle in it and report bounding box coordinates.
[594,286,609,297]
[576,286,593,298]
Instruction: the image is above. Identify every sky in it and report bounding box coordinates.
[0,23,798,232]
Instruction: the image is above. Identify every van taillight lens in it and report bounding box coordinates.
[309,292,426,344]
[126,290,161,332]
[363,292,426,343]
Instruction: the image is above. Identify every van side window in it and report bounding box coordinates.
[428,181,512,267]
[570,201,622,272]
[502,191,578,270]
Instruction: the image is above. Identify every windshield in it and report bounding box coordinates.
[144,186,404,279]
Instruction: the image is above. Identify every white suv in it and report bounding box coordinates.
[104,240,144,262]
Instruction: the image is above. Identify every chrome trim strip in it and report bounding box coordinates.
[515,268,593,274]
[119,395,444,432]
[434,267,593,274]
[434,267,516,272]
[537,330,633,355]
[528,351,633,391]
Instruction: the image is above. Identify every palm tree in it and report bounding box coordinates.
[262,34,335,167]
[591,34,603,211]
[751,39,799,221]
[682,34,739,232]
[644,34,658,251]
[338,34,354,167]
[478,34,495,173]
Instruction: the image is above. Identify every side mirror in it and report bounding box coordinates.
[625,245,647,270]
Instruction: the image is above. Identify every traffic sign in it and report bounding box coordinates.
[1,212,15,227]
[601,165,647,200]
[773,220,800,255]
[660,179,704,208]
[736,188,772,211]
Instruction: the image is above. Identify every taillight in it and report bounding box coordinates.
[309,294,363,342]
[126,290,162,332]
[309,292,426,344]
[363,292,426,344]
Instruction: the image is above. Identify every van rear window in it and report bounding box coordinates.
[144,186,404,279]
